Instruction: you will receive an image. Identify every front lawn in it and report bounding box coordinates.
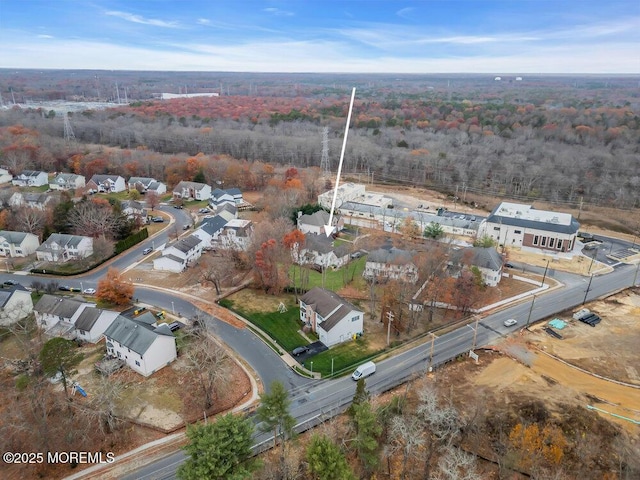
[300,336,383,377]
[219,295,307,352]
[289,256,367,291]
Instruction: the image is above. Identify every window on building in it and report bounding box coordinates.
[493,226,500,231]
[135,360,140,366]
[514,230,522,234]
[549,238,555,248]
[351,316,359,322]
[533,235,539,245]
[541,237,547,247]
[557,240,563,250]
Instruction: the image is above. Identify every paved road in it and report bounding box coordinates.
[121,261,640,480]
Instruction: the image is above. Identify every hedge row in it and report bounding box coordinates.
[115,228,149,254]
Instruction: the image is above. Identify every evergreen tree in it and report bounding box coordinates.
[306,434,355,480]
[347,378,370,418]
[177,413,257,480]
[256,381,296,474]
[39,337,83,397]
[351,401,382,474]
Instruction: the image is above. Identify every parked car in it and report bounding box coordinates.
[291,346,309,356]
[503,318,518,327]
[3,280,17,286]
[350,251,362,259]
[198,208,210,214]
[142,247,153,255]
[59,285,81,292]
[152,216,164,223]
[173,205,183,209]
[183,224,190,230]
[168,321,183,332]
[83,288,96,295]
[504,262,515,268]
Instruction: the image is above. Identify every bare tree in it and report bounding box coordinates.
[145,190,160,212]
[433,446,480,480]
[13,207,47,236]
[67,200,119,238]
[89,375,125,434]
[200,252,235,296]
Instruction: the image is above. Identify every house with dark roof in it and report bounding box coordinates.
[128,177,167,195]
[74,308,119,343]
[209,188,235,210]
[0,230,40,257]
[478,202,579,253]
[36,233,93,262]
[49,173,85,191]
[0,285,33,327]
[121,200,145,219]
[12,170,48,187]
[33,294,94,331]
[364,247,418,283]
[103,315,177,376]
[193,215,228,248]
[172,181,211,201]
[297,210,344,236]
[298,234,351,269]
[299,287,364,347]
[449,247,503,287]
[87,174,126,193]
[153,234,203,272]
[219,219,253,251]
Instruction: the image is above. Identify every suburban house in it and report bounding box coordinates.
[87,174,126,193]
[219,219,253,250]
[121,200,145,219]
[172,181,211,201]
[9,192,56,210]
[364,247,419,283]
[216,203,238,221]
[448,247,504,287]
[297,210,344,236]
[298,234,351,269]
[49,173,86,191]
[193,215,228,248]
[34,294,95,331]
[209,188,236,211]
[477,202,580,253]
[0,230,40,257]
[12,170,48,187]
[103,315,177,377]
[299,287,364,347]
[36,233,93,262]
[0,168,13,184]
[0,285,34,327]
[153,234,203,272]
[128,177,167,195]
[74,308,120,343]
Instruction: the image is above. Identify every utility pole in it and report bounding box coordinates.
[428,332,436,371]
[386,310,394,347]
[526,295,536,326]
[472,315,480,349]
[577,196,584,220]
[582,274,594,305]
[632,262,640,287]
[541,259,550,287]
[320,126,330,177]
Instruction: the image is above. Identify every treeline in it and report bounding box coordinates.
[0,89,639,207]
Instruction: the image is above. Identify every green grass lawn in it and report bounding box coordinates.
[300,337,383,377]
[219,298,307,352]
[289,256,367,291]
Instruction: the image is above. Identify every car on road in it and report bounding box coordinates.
[142,247,153,255]
[291,346,309,356]
[503,318,518,327]
[152,216,164,223]
[83,288,96,295]
[173,205,183,209]
[59,285,81,292]
[183,224,190,230]
[504,262,515,268]
[3,280,18,286]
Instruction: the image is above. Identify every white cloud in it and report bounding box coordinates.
[396,7,414,19]
[263,7,294,17]
[197,18,211,25]
[105,10,180,28]
[36,34,54,39]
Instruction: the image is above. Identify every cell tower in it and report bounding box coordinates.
[320,126,330,176]
[63,112,76,144]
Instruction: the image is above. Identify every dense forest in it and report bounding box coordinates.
[1,71,639,208]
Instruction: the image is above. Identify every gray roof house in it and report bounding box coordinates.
[153,234,203,272]
[0,230,40,257]
[299,287,364,347]
[74,308,120,343]
[103,315,177,376]
[172,181,211,201]
[49,173,86,191]
[364,246,419,283]
[36,233,93,262]
[299,234,351,269]
[12,170,49,187]
[297,210,344,236]
[87,174,126,193]
[9,191,57,210]
[449,247,503,287]
[0,285,34,327]
[33,294,95,334]
[128,177,167,194]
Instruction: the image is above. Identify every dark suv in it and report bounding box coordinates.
[291,346,309,356]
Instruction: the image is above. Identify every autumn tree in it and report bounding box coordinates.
[67,198,119,238]
[178,413,257,480]
[283,229,305,296]
[96,268,134,306]
[39,337,83,397]
[508,422,568,475]
[398,217,421,239]
[145,190,160,212]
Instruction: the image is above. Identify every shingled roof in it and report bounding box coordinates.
[300,287,362,332]
[103,315,173,356]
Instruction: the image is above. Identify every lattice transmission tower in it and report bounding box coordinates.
[320,126,330,177]
[63,112,76,144]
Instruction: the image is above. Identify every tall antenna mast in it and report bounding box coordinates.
[63,112,76,144]
[320,126,330,177]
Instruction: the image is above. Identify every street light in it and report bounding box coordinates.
[171,301,175,314]
[80,281,84,292]
[331,358,334,376]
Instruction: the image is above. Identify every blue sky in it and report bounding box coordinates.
[0,0,638,73]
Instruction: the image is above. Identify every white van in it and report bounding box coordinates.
[352,361,376,381]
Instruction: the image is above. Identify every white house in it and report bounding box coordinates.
[0,168,13,184]
[36,233,93,262]
[449,247,503,287]
[364,247,418,283]
[477,202,580,253]
[297,210,344,236]
[172,181,211,201]
[9,192,56,210]
[219,219,253,251]
[12,170,49,187]
[128,177,167,195]
[209,188,235,211]
[0,285,34,327]
[33,294,94,331]
[193,215,228,249]
[298,234,351,269]
[216,204,238,221]
[74,308,120,343]
[299,287,364,347]
[0,230,40,257]
[121,200,145,220]
[103,315,177,377]
[49,173,85,191]
[153,235,203,272]
[87,174,126,193]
